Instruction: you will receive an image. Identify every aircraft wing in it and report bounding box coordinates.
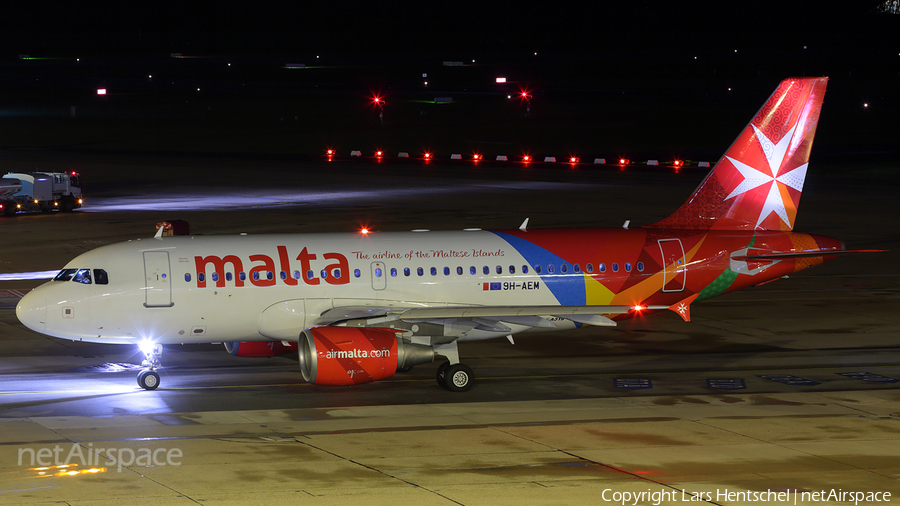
[315,304,669,329]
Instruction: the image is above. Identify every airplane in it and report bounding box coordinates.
[15,76,871,392]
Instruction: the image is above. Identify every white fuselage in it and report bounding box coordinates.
[16,230,581,345]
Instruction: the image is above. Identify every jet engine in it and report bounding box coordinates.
[224,341,298,357]
[299,327,434,385]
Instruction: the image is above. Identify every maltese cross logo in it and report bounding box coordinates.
[724,124,807,229]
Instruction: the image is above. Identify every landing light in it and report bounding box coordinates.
[138,340,156,356]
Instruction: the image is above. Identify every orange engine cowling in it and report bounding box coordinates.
[299,327,434,385]
[224,341,298,357]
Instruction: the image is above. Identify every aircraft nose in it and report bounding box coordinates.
[16,289,47,333]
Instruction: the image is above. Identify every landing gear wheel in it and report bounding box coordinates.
[436,362,451,389]
[444,364,474,392]
[137,370,160,390]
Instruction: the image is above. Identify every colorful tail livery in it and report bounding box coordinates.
[17,77,876,392]
[652,77,828,231]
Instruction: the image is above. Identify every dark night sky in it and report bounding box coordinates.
[1,2,895,60]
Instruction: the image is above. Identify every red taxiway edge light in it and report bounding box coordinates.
[375,150,383,157]
[424,153,432,159]
[522,155,531,162]
[473,154,481,161]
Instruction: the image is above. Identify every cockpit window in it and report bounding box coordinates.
[54,268,78,281]
[93,269,109,285]
[72,269,92,284]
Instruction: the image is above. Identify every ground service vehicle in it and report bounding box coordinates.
[0,172,83,216]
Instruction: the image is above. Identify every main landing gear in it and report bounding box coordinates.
[137,343,163,390]
[436,362,474,392]
[433,341,474,392]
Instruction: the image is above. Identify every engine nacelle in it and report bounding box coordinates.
[224,341,298,357]
[299,327,435,385]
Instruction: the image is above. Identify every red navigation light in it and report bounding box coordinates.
[632,305,645,312]
[360,228,370,235]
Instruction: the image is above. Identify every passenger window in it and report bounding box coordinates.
[354,269,361,278]
[54,269,77,281]
[612,263,619,272]
[599,263,606,273]
[199,273,206,282]
[252,272,259,281]
[548,264,555,274]
[586,263,593,273]
[470,266,476,275]
[239,272,246,281]
[430,267,437,276]
[574,264,581,273]
[443,267,450,276]
[184,273,191,282]
[417,267,424,276]
[625,262,632,272]
[483,266,489,275]
[390,268,397,277]
[509,265,515,274]
[306,270,314,280]
[293,270,301,279]
[375,268,383,277]
[280,271,287,280]
[535,265,542,274]
[321,269,329,279]
[93,269,109,285]
[71,269,91,284]
[226,272,233,281]
[405,267,411,276]
[212,272,219,282]
[496,265,502,274]
[522,265,529,274]
[637,262,645,272]
[457,266,463,275]
[267,271,274,280]
[561,264,568,274]
[333,269,341,279]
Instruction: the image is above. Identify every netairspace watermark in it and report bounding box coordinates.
[601,488,892,506]
[18,443,183,473]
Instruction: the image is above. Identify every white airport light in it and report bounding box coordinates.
[496,77,507,83]
[96,88,107,95]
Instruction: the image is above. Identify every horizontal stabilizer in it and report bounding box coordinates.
[732,249,886,261]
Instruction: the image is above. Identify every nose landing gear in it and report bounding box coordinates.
[137,343,163,390]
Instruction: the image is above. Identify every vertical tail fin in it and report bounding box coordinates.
[647,77,828,231]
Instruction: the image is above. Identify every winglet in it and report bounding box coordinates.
[667,294,699,322]
[519,218,529,232]
[154,226,165,240]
